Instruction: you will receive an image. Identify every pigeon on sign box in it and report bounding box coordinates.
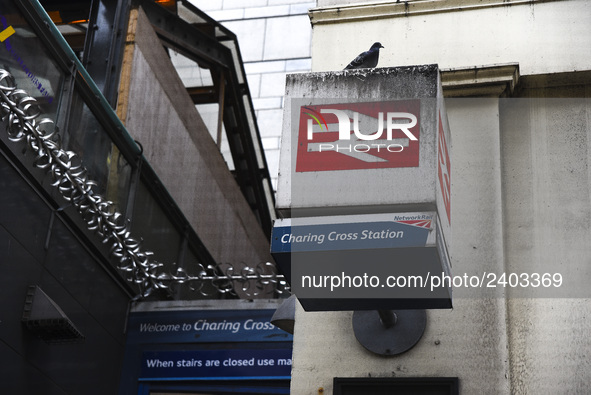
[344,42,385,70]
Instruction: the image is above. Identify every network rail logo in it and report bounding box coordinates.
[296,100,420,172]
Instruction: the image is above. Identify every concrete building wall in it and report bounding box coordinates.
[287,0,591,393]
[290,97,513,394]
[501,86,591,393]
[119,8,273,268]
[0,154,130,394]
[310,0,591,76]
[187,0,314,189]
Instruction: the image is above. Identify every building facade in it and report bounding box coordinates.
[2,0,590,393]
[284,0,591,394]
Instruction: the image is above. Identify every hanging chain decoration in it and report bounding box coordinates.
[0,68,288,299]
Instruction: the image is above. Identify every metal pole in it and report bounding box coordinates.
[377,309,397,328]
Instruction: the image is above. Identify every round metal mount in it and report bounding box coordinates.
[352,309,426,356]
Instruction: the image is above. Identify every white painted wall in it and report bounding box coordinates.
[289,0,591,393]
[290,97,513,394]
[501,93,591,393]
[310,0,591,76]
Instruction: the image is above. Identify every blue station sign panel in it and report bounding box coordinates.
[141,349,292,381]
[122,307,293,389]
[127,309,292,344]
[271,213,434,253]
[270,212,452,311]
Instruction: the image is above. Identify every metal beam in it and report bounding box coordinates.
[83,0,132,107]
[137,0,276,237]
[137,0,231,70]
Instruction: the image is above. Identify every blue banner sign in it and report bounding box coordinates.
[270,212,452,311]
[127,309,292,344]
[271,212,434,253]
[140,349,292,380]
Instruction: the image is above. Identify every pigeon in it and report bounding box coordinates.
[344,42,385,70]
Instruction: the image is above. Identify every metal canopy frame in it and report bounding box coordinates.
[39,0,277,238]
[8,0,280,299]
[135,0,276,238]
[40,0,276,238]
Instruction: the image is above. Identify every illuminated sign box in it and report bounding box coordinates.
[277,65,451,226]
[273,65,452,311]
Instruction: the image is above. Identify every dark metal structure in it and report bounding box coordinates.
[136,0,276,237]
[39,0,276,236]
[0,0,281,392]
